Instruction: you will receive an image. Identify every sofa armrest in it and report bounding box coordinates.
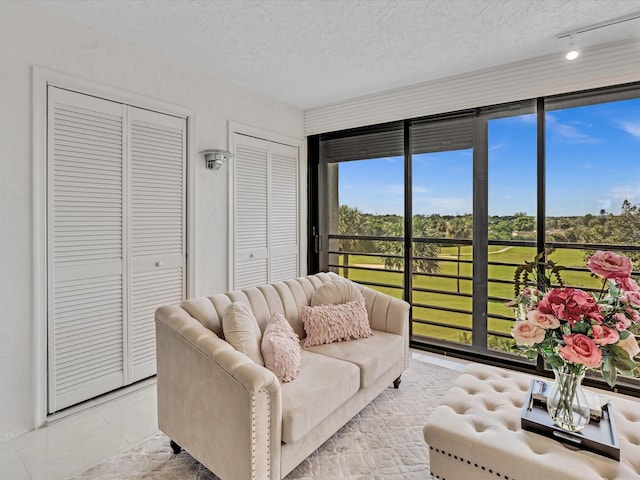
[155,305,282,480]
[359,286,410,370]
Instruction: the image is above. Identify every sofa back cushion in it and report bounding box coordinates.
[310,279,363,306]
[179,272,361,343]
[222,302,264,366]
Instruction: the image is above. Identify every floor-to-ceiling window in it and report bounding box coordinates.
[486,104,538,355]
[410,117,474,346]
[309,83,640,394]
[318,125,405,299]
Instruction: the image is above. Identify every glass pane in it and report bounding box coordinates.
[411,117,473,344]
[546,97,640,376]
[323,155,404,297]
[546,97,640,277]
[488,111,537,354]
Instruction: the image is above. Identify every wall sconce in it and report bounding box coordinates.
[202,149,234,170]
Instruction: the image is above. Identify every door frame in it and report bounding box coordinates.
[32,67,195,427]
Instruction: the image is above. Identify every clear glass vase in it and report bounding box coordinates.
[546,366,590,432]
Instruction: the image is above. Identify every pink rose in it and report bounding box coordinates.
[623,290,640,308]
[619,277,640,292]
[511,321,545,346]
[558,334,602,368]
[614,312,632,331]
[617,334,640,359]
[538,288,603,325]
[526,309,560,329]
[591,324,620,345]
[588,251,633,280]
[627,309,640,323]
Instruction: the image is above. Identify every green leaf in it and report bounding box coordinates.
[619,330,631,340]
[614,355,638,371]
[573,321,589,334]
[545,355,564,369]
[601,356,617,387]
[611,345,634,361]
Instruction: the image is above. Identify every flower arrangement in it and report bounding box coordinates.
[509,250,640,387]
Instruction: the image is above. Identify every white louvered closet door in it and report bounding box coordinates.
[234,135,269,289]
[47,87,186,412]
[269,142,299,283]
[128,107,186,382]
[48,88,126,412]
[232,133,299,289]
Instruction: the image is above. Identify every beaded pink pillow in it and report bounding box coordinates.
[261,311,302,383]
[301,299,372,347]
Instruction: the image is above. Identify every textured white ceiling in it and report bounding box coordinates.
[29,0,640,109]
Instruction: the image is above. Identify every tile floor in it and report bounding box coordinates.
[0,350,467,480]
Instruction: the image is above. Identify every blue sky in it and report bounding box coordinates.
[338,98,640,217]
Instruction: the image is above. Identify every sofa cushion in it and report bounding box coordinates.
[304,330,404,388]
[222,302,264,366]
[261,311,302,383]
[280,350,360,444]
[301,299,372,347]
[310,278,363,306]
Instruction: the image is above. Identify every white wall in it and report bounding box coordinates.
[0,1,304,440]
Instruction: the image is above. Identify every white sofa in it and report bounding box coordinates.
[155,272,410,480]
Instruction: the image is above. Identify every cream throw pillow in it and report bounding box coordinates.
[222,302,264,366]
[310,279,363,306]
[302,299,372,347]
[261,312,302,383]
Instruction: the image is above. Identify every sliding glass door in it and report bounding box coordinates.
[410,117,474,345]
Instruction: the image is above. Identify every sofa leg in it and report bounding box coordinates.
[393,376,401,389]
[170,440,182,454]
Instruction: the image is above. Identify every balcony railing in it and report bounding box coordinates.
[327,234,640,393]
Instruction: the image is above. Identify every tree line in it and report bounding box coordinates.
[338,200,640,268]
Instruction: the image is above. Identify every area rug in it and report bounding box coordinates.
[69,360,461,480]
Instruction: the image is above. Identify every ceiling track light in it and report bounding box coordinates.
[565,35,580,61]
[556,11,640,61]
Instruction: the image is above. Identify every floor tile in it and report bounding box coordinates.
[0,446,30,480]
[14,410,128,480]
[98,385,158,444]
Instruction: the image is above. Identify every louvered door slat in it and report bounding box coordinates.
[128,108,186,382]
[48,88,125,412]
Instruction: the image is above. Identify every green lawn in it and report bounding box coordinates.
[339,246,604,347]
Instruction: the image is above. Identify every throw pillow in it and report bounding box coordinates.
[310,279,363,306]
[222,302,264,366]
[302,299,372,347]
[261,311,302,383]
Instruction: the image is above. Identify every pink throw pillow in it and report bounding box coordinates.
[261,312,302,383]
[301,299,372,347]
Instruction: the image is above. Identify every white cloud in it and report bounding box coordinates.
[378,183,405,195]
[618,120,640,138]
[414,196,472,215]
[552,123,600,144]
[610,185,640,204]
[517,113,537,125]
[546,113,600,144]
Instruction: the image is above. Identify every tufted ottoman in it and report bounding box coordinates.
[423,363,640,480]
